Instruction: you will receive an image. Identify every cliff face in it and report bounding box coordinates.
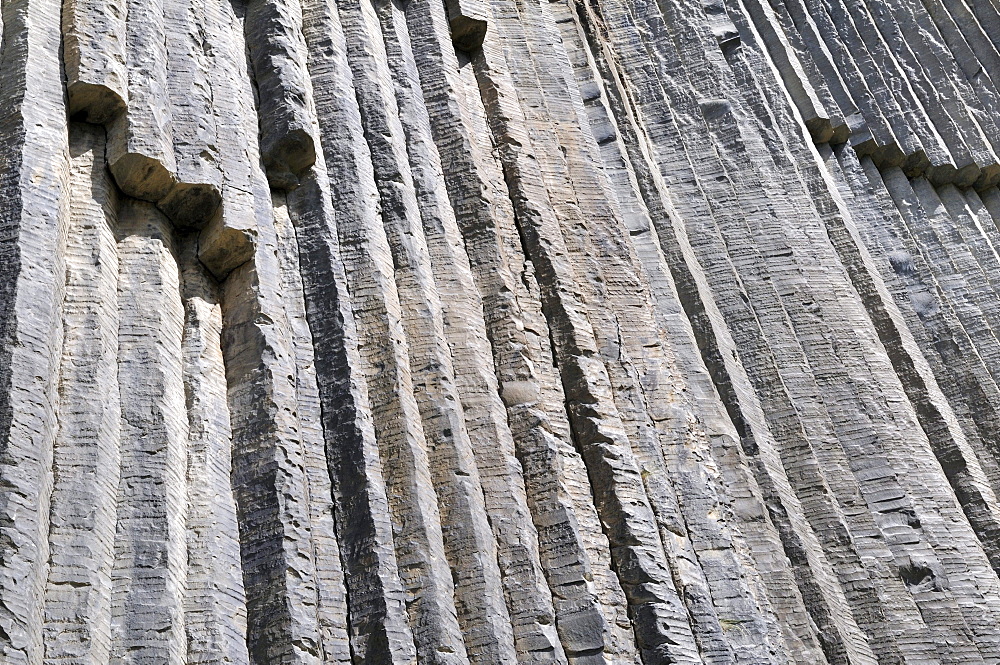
[2,0,1000,662]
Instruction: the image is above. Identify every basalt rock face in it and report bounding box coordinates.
[3,0,1000,662]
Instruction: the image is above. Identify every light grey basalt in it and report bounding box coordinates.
[3,0,1000,662]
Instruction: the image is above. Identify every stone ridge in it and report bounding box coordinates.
[1,0,1000,662]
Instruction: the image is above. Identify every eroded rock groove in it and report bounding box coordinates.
[3,0,1000,662]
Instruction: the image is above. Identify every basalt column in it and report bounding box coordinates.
[3,0,1000,662]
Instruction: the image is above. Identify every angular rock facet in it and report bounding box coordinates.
[2,0,1000,662]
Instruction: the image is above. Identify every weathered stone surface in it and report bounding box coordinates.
[43,123,121,665]
[244,0,318,189]
[106,0,178,202]
[4,0,1000,661]
[296,1,418,658]
[178,238,251,665]
[444,0,489,51]
[0,1,69,660]
[160,0,223,229]
[61,0,127,123]
[111,200,189,665]
[193,0,259,279]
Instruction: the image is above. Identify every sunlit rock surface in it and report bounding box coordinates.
[2,0,1000,662]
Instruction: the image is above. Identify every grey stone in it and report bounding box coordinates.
[3,0,1000,662]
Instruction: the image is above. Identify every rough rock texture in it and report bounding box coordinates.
[3,0,1000,662]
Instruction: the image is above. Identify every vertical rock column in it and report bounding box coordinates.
[221,223,331,665]
[42,124,122,665]
[241,0,403,660]
[110,201,189,665]
[107,0,178,202]
[244,0,317,188]
[272,195,353,665]
[299,0,468,660]
[285,163,415,663]
[209,0,351,661]
[178,238,251,665]
[567,0,882,661]
[285,160,415,663]
[295,1,420,661]
[160,0,223,227]
[400,0,586,661]
[493,0,740,658]
[242,5,355,658]
[507,1,787,661]
[406,3,643,660]
[471,42,649,665]
[368,1,529,662]
[61,0,127,122]
[553,3,825,662]
[696,7,993,644]
[471,6,705,661]
[326,0,478,661]
[0,0,70,660]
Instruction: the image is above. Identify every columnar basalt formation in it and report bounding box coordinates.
[4,0,1000,662]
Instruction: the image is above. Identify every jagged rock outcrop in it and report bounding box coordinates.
[2,0,1000,662]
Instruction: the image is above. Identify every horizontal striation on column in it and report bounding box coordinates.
[194,0,260,280]
[286,162,416,665]
[332,1,474,661]
[473,8,706,661]
[570,0,925,660]
[243,0,317,189]
[297,0,422,659]
[222,257,327,665]
[106,0,178,202]
[367,1,524,661]
[402,0,574,660]
[456,49,642,664]
[0,0,70,660]
[42,123,121,665]
[160,0,223,228]
[825,146,1000,576]
[272,193,353,664]
[111,200,188,665]
[60,0,127,123]
[178,237,251,665]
